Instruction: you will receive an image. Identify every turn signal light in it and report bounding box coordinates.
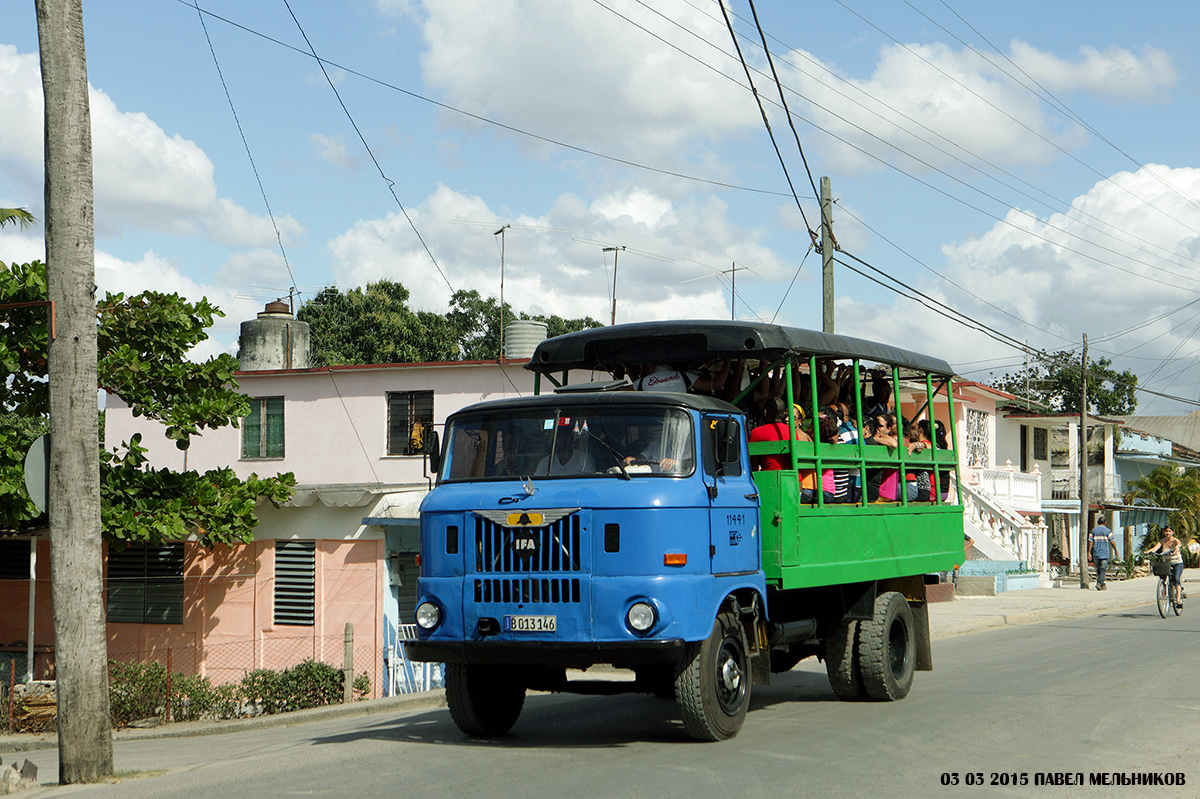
[664,553,687,566]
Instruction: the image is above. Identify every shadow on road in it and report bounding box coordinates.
[309,667,837,749]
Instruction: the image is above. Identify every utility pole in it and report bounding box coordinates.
[821,176,834,334]
[36,0,113,782]
[495,224,508,361]
[603,246,621,326]
[1079,334,1090,590]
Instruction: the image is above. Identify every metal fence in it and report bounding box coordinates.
[383,623,443,696]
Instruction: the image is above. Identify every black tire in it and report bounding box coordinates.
[769,646,805,674]
[824,619,867,700]
[1173,583,1182,616]
[675,611,750,741]
[1158,578,1169,618]
[445,663,526,737]
[857,592,916,701]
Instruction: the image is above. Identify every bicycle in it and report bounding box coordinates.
[1151,554,1181,618]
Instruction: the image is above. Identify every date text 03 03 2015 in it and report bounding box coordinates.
[940,773,1187,787]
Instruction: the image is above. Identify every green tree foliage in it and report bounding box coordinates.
[297,280,601,366]
[1124,466,1200,546]
[992,350,1137,416]
[0,259,294,546]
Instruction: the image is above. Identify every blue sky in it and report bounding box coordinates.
[3,1,1200,413]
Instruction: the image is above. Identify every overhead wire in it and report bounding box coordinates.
[713,0,819,239]
[192,1,298,295]
[177,0,792,200]
[280,0,453,293]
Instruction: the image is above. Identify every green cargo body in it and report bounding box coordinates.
[755,466,963,589]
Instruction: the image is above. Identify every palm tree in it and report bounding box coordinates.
[0,208,36,229]
[1124,466,1200,548]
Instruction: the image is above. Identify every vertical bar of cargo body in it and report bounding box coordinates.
[808,355,823,507]
[893,366,907,506]
[925,373,937,504]
[945,375,962,503]
[854,361,866,506]
[785,359,798,472]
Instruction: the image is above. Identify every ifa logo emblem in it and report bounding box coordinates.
[511,529,538,561]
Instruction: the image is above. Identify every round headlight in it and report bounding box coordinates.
[627,602,656,633]
[415,601,441,630]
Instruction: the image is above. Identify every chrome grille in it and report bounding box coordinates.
[472,513,582,574]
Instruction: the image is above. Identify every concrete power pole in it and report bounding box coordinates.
[821,177,834,334]
[1079,334,1090,590]
[36,0,114,782]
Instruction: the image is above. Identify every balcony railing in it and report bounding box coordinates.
[1045,467,1120,502]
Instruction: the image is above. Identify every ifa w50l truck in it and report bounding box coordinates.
[406,321,965,741]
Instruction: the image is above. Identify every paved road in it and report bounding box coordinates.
[11,591,1198,799]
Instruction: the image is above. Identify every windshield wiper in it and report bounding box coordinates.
[583,429,631,480]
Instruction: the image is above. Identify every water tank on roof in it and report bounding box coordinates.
[503,320,548,360]
[238,302,311,371]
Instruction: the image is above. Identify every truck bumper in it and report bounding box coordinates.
[405,638,687,667]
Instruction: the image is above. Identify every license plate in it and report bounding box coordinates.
[503,615,556,632]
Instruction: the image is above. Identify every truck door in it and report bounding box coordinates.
[702,415,759,575]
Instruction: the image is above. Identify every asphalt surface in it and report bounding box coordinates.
[0,573,1180,761]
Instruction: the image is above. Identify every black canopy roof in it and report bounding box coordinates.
[526,320,955,376]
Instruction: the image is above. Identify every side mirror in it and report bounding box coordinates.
[427,430,442,477]
[714,419,740,465]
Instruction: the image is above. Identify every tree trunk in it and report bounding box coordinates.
[35,0,113,783]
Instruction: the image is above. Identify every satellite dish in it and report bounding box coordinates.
[23,434,50,514]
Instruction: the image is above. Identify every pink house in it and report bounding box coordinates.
[2,311,552,694]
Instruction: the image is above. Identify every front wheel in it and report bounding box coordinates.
[445,663,526,737]
[857,592,916,701]
[1157,578,1169,618]
[675,611,751,741]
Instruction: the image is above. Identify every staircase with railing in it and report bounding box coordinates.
[959,463,1048,572]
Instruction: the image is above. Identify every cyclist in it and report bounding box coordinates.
[1145,525,1184,610]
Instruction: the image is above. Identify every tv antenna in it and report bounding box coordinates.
[236,285,324,314]
[451,219,564,359]
[573,237,673,325]
[682,260,758,320]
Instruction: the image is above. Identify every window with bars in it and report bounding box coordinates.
[274,540,315,626]
[242,396,285,459]
[387,391,434,456]
[106,544,184,624]
[965,408,988,468]
[1033,427,1048,461]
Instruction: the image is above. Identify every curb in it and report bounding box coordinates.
[0,691,447,754]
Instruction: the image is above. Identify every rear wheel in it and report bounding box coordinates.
[1173,580,1183,616]
[824,619,867,700]
[1158,577,1169,618]
[675,611,750,741]
[445,663,526,737]
[857,592,916,701]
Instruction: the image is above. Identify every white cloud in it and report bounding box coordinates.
[1009,41,1177,102]
[406,1,754,162]
[0,44,305,249]
[326,183,805,324]
[310,133,363,171]
[835,165,1200,397]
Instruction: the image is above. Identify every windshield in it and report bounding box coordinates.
[441,406,695,481]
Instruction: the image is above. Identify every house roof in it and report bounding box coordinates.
[233,358,531,378]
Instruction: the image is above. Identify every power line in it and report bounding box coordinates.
[192,1,297,294]
[280,0,453,293]
[177,0,793,200]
